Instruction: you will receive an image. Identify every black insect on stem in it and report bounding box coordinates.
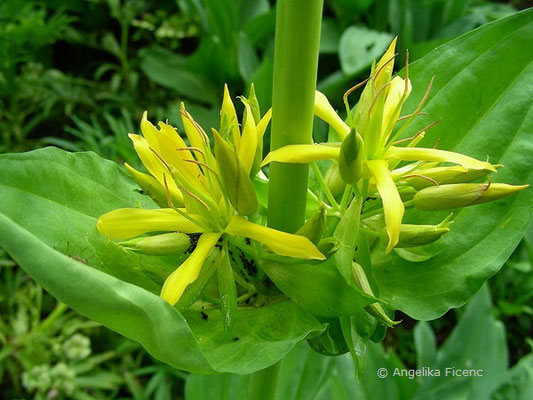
[186,233,201,253]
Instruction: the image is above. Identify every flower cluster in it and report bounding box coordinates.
[263,38,527,253]
[97,38,527,320]
[97,86,324,307]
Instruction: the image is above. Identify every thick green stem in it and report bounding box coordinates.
[267,0,324,232]
[249,359,283,400]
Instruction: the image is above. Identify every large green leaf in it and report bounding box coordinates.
[372,9,533,320]
[0,148,324,373]
[413,287,508,400]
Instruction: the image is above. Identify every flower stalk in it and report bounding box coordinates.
[267,0,324,232]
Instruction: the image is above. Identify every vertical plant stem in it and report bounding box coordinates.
[267,0,324,232]
[249,359,283,400]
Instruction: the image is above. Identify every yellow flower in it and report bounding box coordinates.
[97,87,324,306]
[262,38,525,253]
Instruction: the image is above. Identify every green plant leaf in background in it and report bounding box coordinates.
[0,148,324,374]
[371,9,533,320]
[338,26,394,76]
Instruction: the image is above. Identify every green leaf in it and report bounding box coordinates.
[413,322,436,369]
[0,210,213,373]
[261,258,375,318]
[139,46,219,105]
[372,10,533,320]
[490,353,533,399]
[237,31,259,81]
[414,287,508,399]
[0,148,324,374]
[184,341,335,400]
[338,26,394,76]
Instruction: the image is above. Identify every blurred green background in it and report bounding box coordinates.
[1,0,532,398]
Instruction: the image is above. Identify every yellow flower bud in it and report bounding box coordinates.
[120,232,191,255]
[414,183,528,211]
[352,262,399,327]
[384,214,452,248]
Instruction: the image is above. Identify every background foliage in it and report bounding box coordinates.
[1,0,532,398]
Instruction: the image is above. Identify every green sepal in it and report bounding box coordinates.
[352,262,399,328]
[217,245,238,333]
[307,317,348,356]
[296,205,327,245]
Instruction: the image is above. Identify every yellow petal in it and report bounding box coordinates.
[225,216,325,260]
[374,37,397,89]
[124,163,179,207]
[381,76,412,144]
[180,102,209,153]
[261,144,340,167]
[257,108,272,141]
[386,146,497,172]
[314,91,350,139]
[220,84,241,147]
[238,103,257,174]
[140,113,204,186]
[129,134,184,204]
[97,208,206,239]
[367,160,404,253]
[160,232,221,305]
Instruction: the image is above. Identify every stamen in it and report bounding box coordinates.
[176,146,205,157]
[162,173,174,208]
[403,174,439,186]
[368,83,391,115]
[417,76,435,114]
[180,109,210,145]
[433,138,440,149]
[183,159,219,177]
[179,185,210,212]
[149,146,172,172]
[397,112,428,121]
[343,78,370,106]
[372,53,398,83]
[393,119,440,145]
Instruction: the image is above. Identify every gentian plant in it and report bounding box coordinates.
[1,0,532,395]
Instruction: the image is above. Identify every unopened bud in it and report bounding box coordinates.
[124,163,172,207]
[414,183,528,211]
[352,262,399,327]
[338,129,364,185]
[325,164,345,197]
[405,165,501,190]
[120,232,190,255]
[296,206,327,245]
[384,214,452,248]
[213,129,258,215]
